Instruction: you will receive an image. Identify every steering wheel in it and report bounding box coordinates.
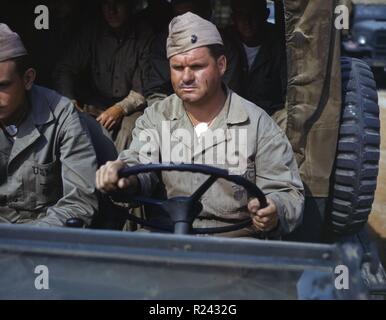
[113,163,267,235]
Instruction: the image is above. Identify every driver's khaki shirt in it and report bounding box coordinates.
[119,88,304,237]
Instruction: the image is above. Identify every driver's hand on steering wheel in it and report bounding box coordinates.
[96,160,138,194]
[248,198,279,232]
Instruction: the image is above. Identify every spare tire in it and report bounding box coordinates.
[330,57,380,235]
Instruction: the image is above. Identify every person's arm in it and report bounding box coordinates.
[52,26,92,100]
[96,89,147,131]
[254,113,305,236]
[118,105,161,196]
[143,32,173,106]
[98,28,154,126]
[136,27,155,96]
[33,103,98,227]
[114,26,154,114]
[95,104,162,197]
[221,28,242,94]
[115,90,146,116]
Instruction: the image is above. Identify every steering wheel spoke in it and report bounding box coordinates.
[190,175,218,202]
[129,196,164,208]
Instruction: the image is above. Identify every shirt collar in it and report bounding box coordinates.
[27,85,58,126]
[163,85,249,125]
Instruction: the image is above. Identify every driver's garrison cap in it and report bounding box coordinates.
[166,12,223,59]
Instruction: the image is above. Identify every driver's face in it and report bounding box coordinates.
[170,47,226,105]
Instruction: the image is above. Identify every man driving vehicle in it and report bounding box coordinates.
[96,12,304,238]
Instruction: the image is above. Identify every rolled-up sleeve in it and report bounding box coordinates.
[118,106,161,196]
[116,90,146,115]
[52,30,91,100]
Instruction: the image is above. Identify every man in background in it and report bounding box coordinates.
[53,0,154,152]
[223,0,287,116]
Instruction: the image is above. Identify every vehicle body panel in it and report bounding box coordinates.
[0,224,368,300]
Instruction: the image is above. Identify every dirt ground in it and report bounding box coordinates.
[368,87,386,266]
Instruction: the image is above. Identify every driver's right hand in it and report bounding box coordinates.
[96,160,138,194]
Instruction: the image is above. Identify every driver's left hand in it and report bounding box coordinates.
[248,198,279,232]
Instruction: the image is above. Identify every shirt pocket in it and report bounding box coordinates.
[2,155,23,210]
[205,160,256,217]
[22,160,62,209]
[205,179,248,217]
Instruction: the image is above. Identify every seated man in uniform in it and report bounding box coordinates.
[0,24,98,227]
[53,0,154,152]
[223,0,287,116]
[96,13,304,238]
